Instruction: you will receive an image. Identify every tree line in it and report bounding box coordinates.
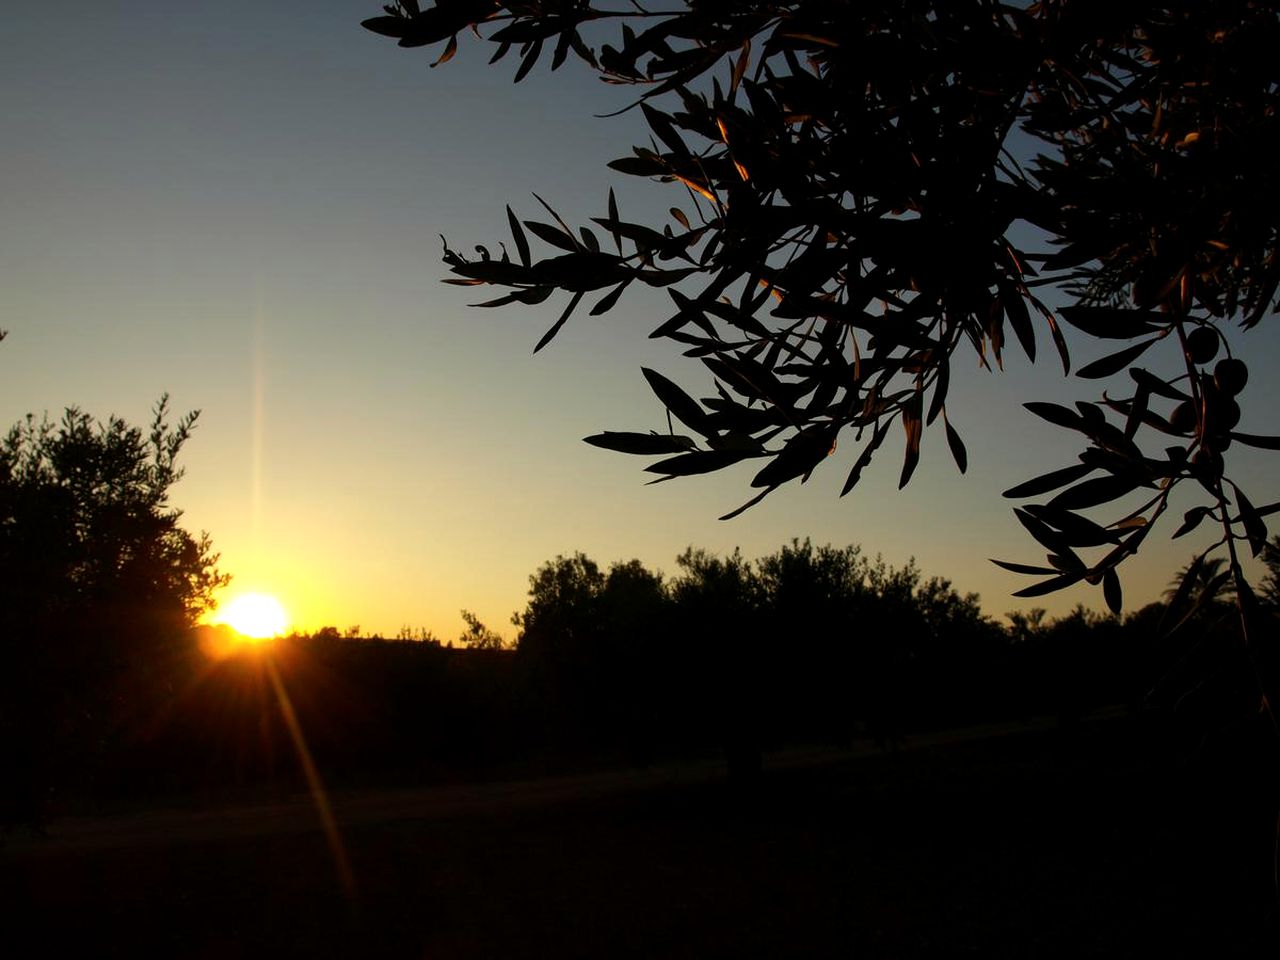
[4,400,1277,823]
[119,538,1278,804]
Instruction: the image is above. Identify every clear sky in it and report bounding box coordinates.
[4,1,1278,641]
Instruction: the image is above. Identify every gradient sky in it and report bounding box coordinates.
[4,2,1278,641]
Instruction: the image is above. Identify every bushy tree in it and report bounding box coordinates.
[513,553,672,751]
[512,552,609,740]
[365,0,1279,725]
[0,397,228,820]
[513,552,607,663]
[0,396,226,636]
[755,540,869,739]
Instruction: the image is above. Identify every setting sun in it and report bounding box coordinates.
[216,592,290,639]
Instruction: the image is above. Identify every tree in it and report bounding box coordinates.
[754,540,871,740]
[0,397,228,821]
[1260,537,1280,611]
[0,396,227,638]
[511,552,608,737]
[459,608,506,649]
[1163,555,1235,616]
[513,551,607,662]
[364,2,1279,723]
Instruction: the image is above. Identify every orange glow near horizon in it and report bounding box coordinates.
[213,592,290,640]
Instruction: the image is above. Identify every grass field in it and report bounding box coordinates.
[5,715,1278,958]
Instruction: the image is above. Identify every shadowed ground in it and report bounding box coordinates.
[5,713,1277,958]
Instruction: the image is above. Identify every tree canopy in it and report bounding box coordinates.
[1,397,229,821]
[364,2,1279,712]
[0,396,227,636]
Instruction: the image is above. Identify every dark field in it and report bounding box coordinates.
[5,716,1278,958]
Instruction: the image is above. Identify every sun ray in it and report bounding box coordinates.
[264,655,357,902]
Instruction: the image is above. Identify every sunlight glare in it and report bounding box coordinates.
[217,592,289,639]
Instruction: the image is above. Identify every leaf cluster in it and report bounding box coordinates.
[366,1,1279,609]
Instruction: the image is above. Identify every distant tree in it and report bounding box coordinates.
[757,540,869,625]
[669,547,766,777]
[514,555,670,751]
[366,1,1280,725]
[601,557,667,632]
[459,608,505,650]
[1260,537,1280,612]
[595,559,670,758]
[1163,556,1235,620]
[512,552,609,739]
[396,624,442,644]
[755,539,868,739]
[0,397,228,821]
[513,552,606,659]
[1007,608,1049,645]
[1032,605,1124,721]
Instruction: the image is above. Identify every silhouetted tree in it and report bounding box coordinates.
[514,552,606,664]
[395,625,442,643]
[459,609,505,649]
[754,540,867,741]
[0,397,228,821]
[513,553,672,754]
[365,1,1280,726]
[0,397,226,634]
[597,558,669,759]
[669,547,766,778]
[1164,556,1235,622]
[513,552,609,745]
[1259,537,1280,612]
[1132,553,1261,755]
[1007,608,1049,645]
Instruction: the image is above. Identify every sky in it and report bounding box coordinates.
[3,1,1278,641]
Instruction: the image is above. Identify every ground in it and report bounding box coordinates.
[4,714,1277,958]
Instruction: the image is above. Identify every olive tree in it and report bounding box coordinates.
[363,1,1279,721]
[1,396,228,820]
[0,396,227,633]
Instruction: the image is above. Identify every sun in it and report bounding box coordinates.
[216,592,290,640]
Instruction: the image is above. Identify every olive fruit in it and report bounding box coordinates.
[1185,326,1219,365]
[1168,400,1198,435]
[1206,395,1241,434]
[1213,357,1248,396]
[1204,432,1233,454]
[1191,446,1224,484]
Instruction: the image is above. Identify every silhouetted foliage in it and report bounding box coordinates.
[1260,536,1280,612]
[365,1,1280,727]
[0,397,227,632]
[1164,555,1235,620]
[459,608,506,649]
[7,522,1249,821]
[511,553,670,756]
[504,539,1151,778]
[513,552,607,705]
[396,624,442,643]
[0,398,228,822]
